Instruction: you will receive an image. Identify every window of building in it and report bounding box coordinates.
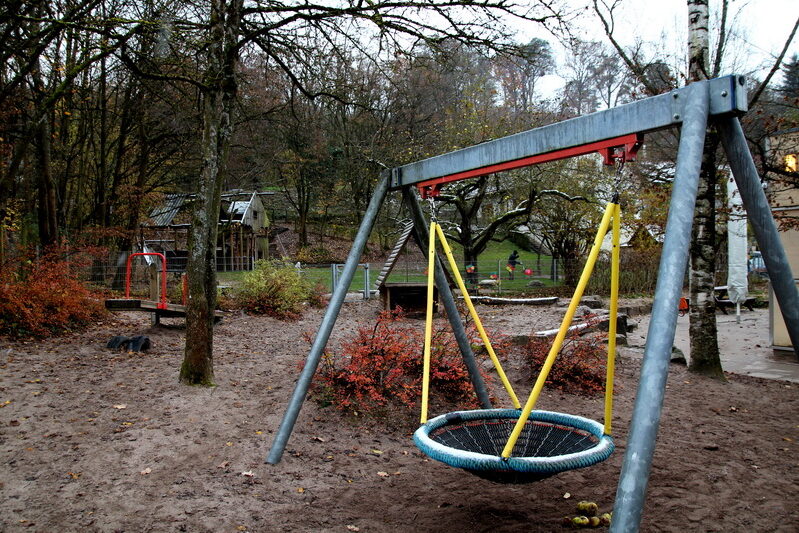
[786,153,797,173]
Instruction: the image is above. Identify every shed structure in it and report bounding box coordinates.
[141,190,272,271]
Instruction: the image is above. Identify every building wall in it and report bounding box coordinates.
[768,130,799,350]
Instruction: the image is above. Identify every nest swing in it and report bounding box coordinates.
[414,200,622,484]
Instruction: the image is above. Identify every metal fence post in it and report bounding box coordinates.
[363,263,370,300]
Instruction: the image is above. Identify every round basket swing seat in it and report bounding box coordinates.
[413,409,614,484]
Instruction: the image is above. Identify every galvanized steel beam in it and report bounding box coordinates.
[391,75,746,190]
[266,171,390,465]
[610,81,710,532]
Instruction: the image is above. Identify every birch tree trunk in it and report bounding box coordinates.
[687,0,724,378]
[180,0,242,386]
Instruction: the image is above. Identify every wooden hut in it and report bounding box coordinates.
[141,190,272,271]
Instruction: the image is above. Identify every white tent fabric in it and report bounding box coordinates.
[727,177,748,305]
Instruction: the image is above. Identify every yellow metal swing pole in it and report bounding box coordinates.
[433,223,521,408]
[420,221,438,424]
[604,203,621,435]
[501,201,617,459]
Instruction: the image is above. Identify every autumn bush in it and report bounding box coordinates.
[522,327,607,395]
[0,248,106,338]
[313,308,489,419]
[233,259,326,319]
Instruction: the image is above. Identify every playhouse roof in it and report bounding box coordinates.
[145,190,273,228]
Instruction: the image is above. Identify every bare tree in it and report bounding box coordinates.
[179,0,243,386]
[685,0,724,378]
[594,0,798,378]
[176,0,567,385]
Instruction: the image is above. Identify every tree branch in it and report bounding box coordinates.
[749,15,799,108]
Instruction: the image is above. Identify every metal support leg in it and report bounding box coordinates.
[403,187,493,409]
[717,115,799,355]
[611,82,710,532]
[266,171,391,465]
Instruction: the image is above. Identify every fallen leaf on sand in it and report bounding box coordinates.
[241,471,255,477]
[225,442,234,447]
[217,461,230,469]
[346,525,360,531]
[113,404,127,409]
[370,449,383,455]
[377,471,389,477]
[297,487,305,493]
[311,436,326,442]
[563,492,571,499]
[140,468,151,475]
[67,472,81,479]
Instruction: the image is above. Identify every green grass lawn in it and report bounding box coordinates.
[216,241,559,295]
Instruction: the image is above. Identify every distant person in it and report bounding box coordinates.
[507,250,520,280]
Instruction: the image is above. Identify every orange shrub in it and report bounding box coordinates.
[0,250,106,338]
[523,328,607,395]
[312,308,489,418]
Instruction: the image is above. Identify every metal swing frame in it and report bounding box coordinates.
[267,75,799,532]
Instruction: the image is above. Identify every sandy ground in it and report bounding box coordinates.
[1,297,798,532]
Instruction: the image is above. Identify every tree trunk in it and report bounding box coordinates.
[463,247,478,284]
[34,104,58,247]
[687,0,710,80]
[687,0,724,378]
[688,132,724,377]
[180,0,242,386]
[562,252,581,288]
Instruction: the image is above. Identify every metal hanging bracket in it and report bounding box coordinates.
[598,133,643,166]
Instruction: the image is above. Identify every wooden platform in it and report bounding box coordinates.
[105,299,224,321]
[379,283,437,313]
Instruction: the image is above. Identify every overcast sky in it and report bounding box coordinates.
[532,0,799,95]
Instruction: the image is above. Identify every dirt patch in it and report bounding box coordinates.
[1,299,797,532]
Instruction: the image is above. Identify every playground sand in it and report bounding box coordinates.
[1,298,797,532]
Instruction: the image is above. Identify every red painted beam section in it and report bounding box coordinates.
[417,133,643,198]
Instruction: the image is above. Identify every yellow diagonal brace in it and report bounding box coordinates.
[604,203,621,435]
[420,221,438,424]
[433,223,521,408]
[502,202,617,458]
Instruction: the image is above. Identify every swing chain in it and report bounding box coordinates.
[427,195,438,222]
[612,159,625,203]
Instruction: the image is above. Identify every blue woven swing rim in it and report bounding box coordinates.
[413,408,614,474]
